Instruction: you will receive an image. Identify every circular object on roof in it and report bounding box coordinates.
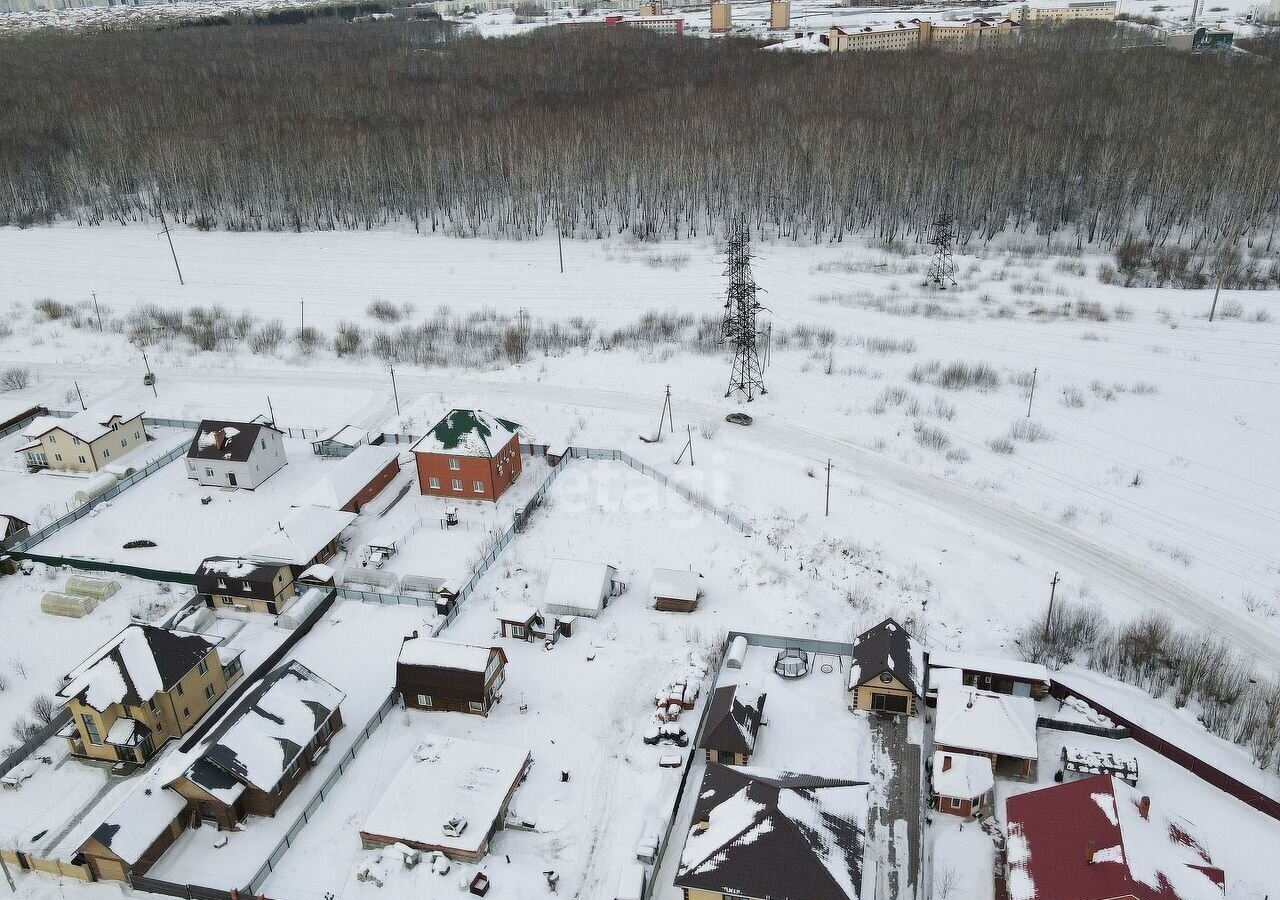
[820,663,834,674]
[774,647,810,678]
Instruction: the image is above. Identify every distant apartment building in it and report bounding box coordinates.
[770,0,791,30]
[1011,0,1117,24]
[710,0,731,32]
[1251,0,1280,23]
[827,16,1020,53]
[604,12,684,33]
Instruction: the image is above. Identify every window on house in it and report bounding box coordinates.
[468,701,485,713]
[183,707,190,719]
[73,437,80,445]
[121,439,127,448]
[111,422,118,431]
[950,797,963,809]
[473,481,484,493]
[512,625,526,639]
[103,449,110,458]
[204,684,216,701]
[221,596,233,605]
[879,672,894,683]
[261,439,266,450]
[205,467,214,478]
[198,659,209,676]
[149,699,160,716]
[78,456,86,464]
[48,435,55,444]
[134,431,141,440]
[448,458,460,470]
[429,477,440,489]
[217,579,227,589]
[451,479,462,491]
[416,694,432,708]
[82,715,102,745]
[242,581,252,593]
[176,684,184,697]
[55,454,62,462]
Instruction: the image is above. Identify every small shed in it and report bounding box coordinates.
[1060,746,1139,784]
[650,568,702,612]
[296,444,402,513]
[927,651,1050,699]
[498,605,545,642]
[543,559,624,618]
[311,425,368,458]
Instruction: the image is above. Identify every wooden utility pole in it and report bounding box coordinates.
[300,300,306,333]
[675,425,695,466]
[1043,571,1061,641]
[1208,269,1224,322]
[556,218,564,274]
[1026,367,1037,418]
[390,365,401,415]
[91,291,103,332]
[660,385,673,434]
[157,209,184,285]
[825,458,832,517]
[0,843,14,892]
[266,395,277,426]
[74,381,86,411]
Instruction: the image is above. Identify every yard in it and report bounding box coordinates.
[35,437,356,573]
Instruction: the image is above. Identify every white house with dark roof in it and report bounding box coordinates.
[17,406,147,474]
[168,660,345,829]
[185,418,286,490]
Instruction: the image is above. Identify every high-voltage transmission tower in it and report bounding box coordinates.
[925,211,957,290]
[722,219,767,400]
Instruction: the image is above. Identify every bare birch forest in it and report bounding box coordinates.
[0,22,1277,248]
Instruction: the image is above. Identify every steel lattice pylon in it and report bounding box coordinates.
[926,212,958,290]
[722,219,767,400]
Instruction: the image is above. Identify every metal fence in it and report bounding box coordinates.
[245,689,399,896]
[1036,717,1130,740]
[567,447,753,536]
[129,874,235,900]
[0,710,71,780]
[1049,680,1280,822]
[0,408,46,441]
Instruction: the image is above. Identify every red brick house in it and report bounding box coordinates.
[411,409,521,503]
[931,750,993,818]
[1005,775,1225,900]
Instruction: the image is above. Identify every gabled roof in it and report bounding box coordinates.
[197,556,289,584]
[700,685,766,755]
[313,424,366,449]
[296,444,400,510]
[186,419,280,463]
[1,513,30,537]
[409,409,520,459]
[543,558,618,615]
[848,618,924,697]
[650,567,701,602]
[676,764,868,900]
[398,636,504,673]
[59,624,222,711]
[84,773,188,865]
[934,686,1038,760]
[928,651,1049,685]
[1006,775,1226,900]
[244,505,357,566]
[21,406,145,445]
[187,660,344,796]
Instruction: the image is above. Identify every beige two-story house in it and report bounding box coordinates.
[17,406,147,474]
[58,624,244,767]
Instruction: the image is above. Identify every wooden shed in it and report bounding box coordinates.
[650,568,702,612]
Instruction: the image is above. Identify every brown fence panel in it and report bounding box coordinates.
[1049,680,1280,821]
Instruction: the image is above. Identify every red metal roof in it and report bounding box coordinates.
[1005,774,1224,900]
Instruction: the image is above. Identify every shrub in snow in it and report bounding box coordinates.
[0,366,31,392]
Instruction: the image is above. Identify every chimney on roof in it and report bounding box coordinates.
[411,630,419,640]
[942,755,953,772]
[213,429,227,451]
[693,821,710,834]
[1086,840,1097,864]
[1139,795,1150,820]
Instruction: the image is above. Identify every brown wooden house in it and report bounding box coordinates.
[847,618,924,716]
[498,605,546,641]
[197,556,298,616]
[168,661,345,829]
[397,634,507,715]
[76,778,192,882]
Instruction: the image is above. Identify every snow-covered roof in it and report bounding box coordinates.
[498,603,541,623]
[928,651,1049,684]
[296,444,401,510]
[105,717,139,745]
[187,418,281,463]
[361,733,532,855]
[650,567,701,602]
[299,562,336,583]
[314,424,367,448]
[932,751,994,800]
[849,618,924,697]
[543,558,618,616]
[197,556,288,583]
[409,409,520,459]
[22,405,144,444]
[700,685,766,755]
[84,776,188,865]
[190,660,344,795]
[244,505,357,566]
[1006,775,1225,900]
[399,636,499,673]
[677,765,869,900]
[59,624,223,711]
[934,686,1039,760]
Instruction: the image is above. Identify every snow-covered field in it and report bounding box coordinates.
[0,220,1278,900]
